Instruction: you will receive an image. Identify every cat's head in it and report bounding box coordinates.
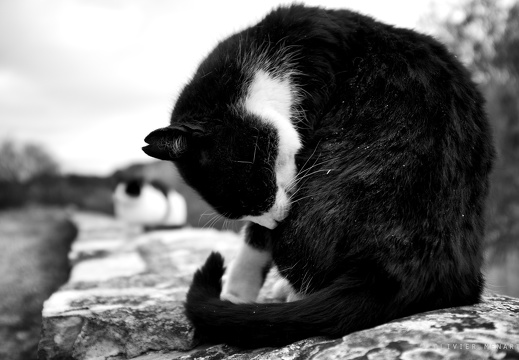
[143,67,301,229]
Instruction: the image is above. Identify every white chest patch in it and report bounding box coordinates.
[244,70,293,121]
[242,70,302,229]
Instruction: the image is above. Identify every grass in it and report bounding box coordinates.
[0,207,77,360]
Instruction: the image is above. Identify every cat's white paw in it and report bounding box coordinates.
[271,277,304,302]
[220,290,251,304]
[219,240,272,303]
[221,273,259,303]
[287,290,304,302]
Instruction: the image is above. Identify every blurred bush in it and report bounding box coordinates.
[0,174,114,214]
[0,139,114,213]
[424,0,519,259]
[27,174,114,214]
[0,140,58,183]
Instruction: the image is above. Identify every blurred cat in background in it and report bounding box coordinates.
[113,172,187,231]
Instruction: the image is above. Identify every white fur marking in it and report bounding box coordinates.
[242,70,302,228]
[165,190,188,226]
[272,277,305,302]
[221,239,272,303]
[113,184,187,226]
[245,70,292,120]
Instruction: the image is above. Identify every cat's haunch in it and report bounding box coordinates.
[144,4,495,348]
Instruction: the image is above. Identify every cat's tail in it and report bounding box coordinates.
[185,252,393,348]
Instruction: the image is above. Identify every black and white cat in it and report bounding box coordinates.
[113,177,187,230]
[143,5,494,348]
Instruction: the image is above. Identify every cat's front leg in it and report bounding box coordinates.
[271,276,305,302]
[221,223,272,303]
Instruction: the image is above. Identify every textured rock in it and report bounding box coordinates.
[39,212,519,360]
[38,212,241,360]
[136,293,519,360]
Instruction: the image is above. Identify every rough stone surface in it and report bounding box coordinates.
[38,212,241,360]
[39,212,519,360]
[163,293,518,360]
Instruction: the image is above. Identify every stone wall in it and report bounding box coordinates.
[39,212,519,360]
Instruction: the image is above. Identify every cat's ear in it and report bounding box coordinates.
[142,126,189,161]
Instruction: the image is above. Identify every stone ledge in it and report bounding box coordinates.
[39,212,519,360]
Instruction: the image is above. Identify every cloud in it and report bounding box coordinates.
[0,0,432,174]
[0,0,184,173]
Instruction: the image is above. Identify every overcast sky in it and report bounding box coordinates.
[1,0,452,175]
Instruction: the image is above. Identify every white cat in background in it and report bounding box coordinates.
[113,179,187,229]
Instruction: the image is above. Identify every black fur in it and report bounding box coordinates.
[144,5,494,348]
[113,172,170,198]
[125,179,142,197]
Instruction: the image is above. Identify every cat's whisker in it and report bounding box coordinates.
[291,158,320,187]
[201,216,213,229]
[220,213,234,231]
[287,168,335,194]
[483,281,506,291]
[304,277,314,295]
[213,214,225,228]
[253,134,259,164]
[297,156,335,176]
[289,193,316,205]
[233,160,254,164]
[292,162,335,188]
[286,157,335,193]
[203,213,222,229]
[198,211,217,227]
[279,259,302,273]
[289,156,335,188]
[211,216,221,229]
[287,186,304,202]
[294,157,336,180]
[298,139,323,173]
[223,218,228,230]
[299,267,314,296]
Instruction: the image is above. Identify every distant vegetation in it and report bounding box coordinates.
[0,140,114,213]
[424,0,519,260]
[0,173,115,214]
[0,140,59,183]
[0,140,240,230]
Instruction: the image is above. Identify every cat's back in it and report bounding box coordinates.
[266,6,494,302]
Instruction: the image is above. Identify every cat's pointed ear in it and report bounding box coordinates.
[142,127,188,161]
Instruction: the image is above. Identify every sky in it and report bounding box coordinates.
[0,0,453,175]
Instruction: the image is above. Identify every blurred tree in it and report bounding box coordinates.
[494,3,519,78]
[423,0,519,259]
[0,140,59,183]
[423,0,512,81]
